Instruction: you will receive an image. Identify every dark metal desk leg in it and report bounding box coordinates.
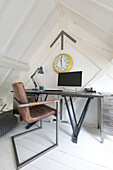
[60,98,63,120]
[76,98,91,136]
[64,97,77,140]
[98,98,101,129]
[73,98,91,143]
[44,94,48,101]
[64,97,91,143]
[70,97,77,126]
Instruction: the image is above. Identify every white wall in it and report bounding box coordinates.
[8,18,113,127]
[28,18,113,127]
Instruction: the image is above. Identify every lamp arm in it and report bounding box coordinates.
[31,68,40,89]
[31,77,38,89]
[31,68,39,78]
[31,67,43,89]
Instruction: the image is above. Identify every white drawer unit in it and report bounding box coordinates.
[101,94,113,143]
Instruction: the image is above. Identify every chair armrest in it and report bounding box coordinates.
[28,100,56,107]
[14,97,58,108]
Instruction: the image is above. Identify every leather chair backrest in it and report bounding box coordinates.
[12,82,31,122]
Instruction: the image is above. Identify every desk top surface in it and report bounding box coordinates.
[26,89,103,98]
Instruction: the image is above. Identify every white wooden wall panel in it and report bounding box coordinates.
[3,70,20,83]
[32,42,99,126]
[94,75,113,92]
[6,0,55,61]
[19,8,60,64]
[0,0,112,127]
[0,70,20,99]
[67,97,98,127]
[0,0,34,54]
[108,64,113,79]
[0,67,9,82]
[19,19,112,126]
[92,46,113,61]
[65,43,100,87]
[68,21,113,89]
[37,42,99,89]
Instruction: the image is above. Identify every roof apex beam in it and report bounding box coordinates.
[0,56,30,71]
[55,0,63,16]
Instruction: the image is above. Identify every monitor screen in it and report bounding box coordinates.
[58,71,82,87]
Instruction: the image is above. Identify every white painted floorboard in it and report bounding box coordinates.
[0,118,113,170]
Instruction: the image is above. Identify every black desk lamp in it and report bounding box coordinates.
[31,66,44,90]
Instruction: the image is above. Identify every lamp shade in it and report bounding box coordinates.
[38,66,44,74]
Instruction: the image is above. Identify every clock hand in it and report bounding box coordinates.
[60,58,62,66]
[61,59,62,66]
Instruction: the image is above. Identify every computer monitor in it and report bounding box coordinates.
[58,71,82,87]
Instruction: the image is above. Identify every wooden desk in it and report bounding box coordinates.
[25,89,103,143]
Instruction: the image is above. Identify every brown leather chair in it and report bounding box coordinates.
[11,82,59,170]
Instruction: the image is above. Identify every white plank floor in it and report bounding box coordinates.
[0,118,113,170]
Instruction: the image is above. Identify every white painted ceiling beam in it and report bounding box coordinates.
[91,0,113,12]
[1,0,39,56]
[59,1,113,36]
[0,0,6,12]
[0,56,30,71]
[17,4,57,61]
[0,68,13,87]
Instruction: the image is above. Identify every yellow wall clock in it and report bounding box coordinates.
[53,53,73,73]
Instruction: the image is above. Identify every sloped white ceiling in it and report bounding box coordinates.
[0,0,113,109]
[59,0,113,48]
[95,0,113,8]
[0,0,34,53]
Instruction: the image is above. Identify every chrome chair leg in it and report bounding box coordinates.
[11,101,59,170]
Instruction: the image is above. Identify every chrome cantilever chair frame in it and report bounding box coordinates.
[12,98,59,170]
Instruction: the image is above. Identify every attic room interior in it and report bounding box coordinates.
[0,0,113,169]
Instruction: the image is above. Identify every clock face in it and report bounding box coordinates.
[53,53,72,73]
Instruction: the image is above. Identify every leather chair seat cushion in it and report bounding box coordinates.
[30,105,56,120]
[0,110,17,137]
